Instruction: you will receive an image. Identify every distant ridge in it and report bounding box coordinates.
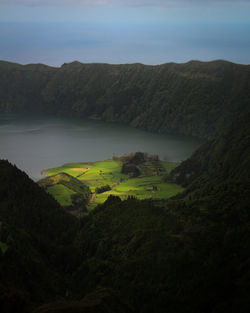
[1,59,248,68]
[0,59,249,138]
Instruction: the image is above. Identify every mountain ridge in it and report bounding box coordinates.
[1,59,249,138]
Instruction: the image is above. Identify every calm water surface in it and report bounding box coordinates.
[0,114,203,181]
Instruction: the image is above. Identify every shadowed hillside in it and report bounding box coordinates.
[0,60,249,138]
[0,160,80,305]
[170,113,250,194]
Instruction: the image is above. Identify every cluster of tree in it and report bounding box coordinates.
[121,163,140,177]
[70,193,88,212]
[119,152,163,177]
[0,60,249,138]
[119,153,147,177]
[95,185,111,194]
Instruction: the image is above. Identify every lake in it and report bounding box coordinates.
[0,113,202,181]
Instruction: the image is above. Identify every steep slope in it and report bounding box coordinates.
[0,160,80,304]
[0,60,249,138]
[73,185,250,313]
[170,113,250,194]
[0,61,56,113]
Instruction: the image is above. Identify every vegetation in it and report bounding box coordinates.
[169,113,250,194]
[0,61,250,312]
[0,111,250,312]
[0,60,250,138]
[95,185,112,194]
[38,172,91,211]
[71,113,250,313]
[0,160,80,306]
[40,153,183,210]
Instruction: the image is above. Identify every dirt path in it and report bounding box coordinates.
[88,193,96,205]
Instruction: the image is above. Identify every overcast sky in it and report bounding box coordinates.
[0,0,250,65]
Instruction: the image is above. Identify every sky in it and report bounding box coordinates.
[0,0,250,66]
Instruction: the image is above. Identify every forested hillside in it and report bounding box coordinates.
[0,60,249,138]
[170,113,250,193]
[0,112,249,313]
[0,160,80,308]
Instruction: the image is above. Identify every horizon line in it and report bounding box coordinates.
[1,58,249,68]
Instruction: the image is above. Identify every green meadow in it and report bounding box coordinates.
[43,157,184,210]
[46,184,76,207]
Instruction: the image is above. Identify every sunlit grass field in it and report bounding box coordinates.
[44,159,184,209]
[46,184,76,207]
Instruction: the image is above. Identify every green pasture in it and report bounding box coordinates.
[78,160,127,191]
[45,160,127,192]
[46,184,76,207]
[43,159,183,210]
[93,176,184,205]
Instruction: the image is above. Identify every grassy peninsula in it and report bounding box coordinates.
[39,153,183,210]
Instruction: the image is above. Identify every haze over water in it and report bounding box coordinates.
[0,114,202,181]
[1,1,250,65]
